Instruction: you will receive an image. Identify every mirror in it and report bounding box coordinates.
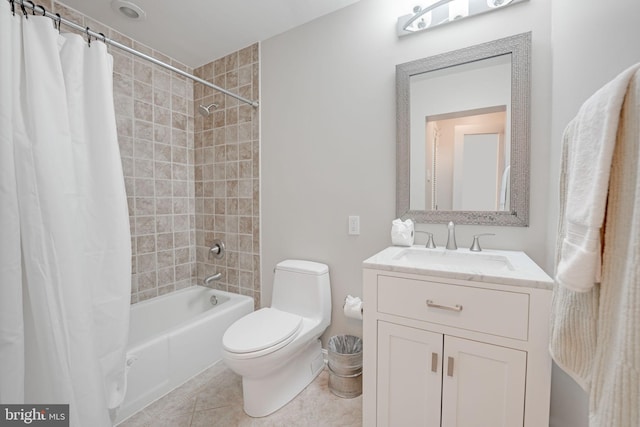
[396,32,531,226]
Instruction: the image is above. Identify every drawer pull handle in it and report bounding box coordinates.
[426,299,463,312]
[447,356,454,377]
[431,352,438,373]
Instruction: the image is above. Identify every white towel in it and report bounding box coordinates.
[550,66,640,426]
[499,165,510,210]
[555,63,640,292]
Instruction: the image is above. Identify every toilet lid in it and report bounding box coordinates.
[223,308,303,354]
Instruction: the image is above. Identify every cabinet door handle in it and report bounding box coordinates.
[426,299,463,312]
[431,352,438,373]
[447,356,454,377]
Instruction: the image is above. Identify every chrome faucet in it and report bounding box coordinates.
[204,272,222,285]
[445,221,457,250]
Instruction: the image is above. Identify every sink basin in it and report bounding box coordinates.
[364,246,554,289]
[391,248,514,272]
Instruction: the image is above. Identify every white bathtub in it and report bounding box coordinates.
[115,286,254,423]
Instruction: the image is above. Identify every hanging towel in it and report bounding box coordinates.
[550,64,640,426]
[499,165,510,210]
[555,63,640,292]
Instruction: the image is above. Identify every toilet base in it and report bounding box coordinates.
[242,339,325,417]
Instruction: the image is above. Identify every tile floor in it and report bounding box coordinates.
[117,362,362,427]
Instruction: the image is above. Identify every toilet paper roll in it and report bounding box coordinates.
[344,295,363,320]
[391,218,414,246]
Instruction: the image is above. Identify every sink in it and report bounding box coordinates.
[391,248,514,272]
[364,246,554,288]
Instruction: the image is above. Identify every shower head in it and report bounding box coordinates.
[198,103,219,116]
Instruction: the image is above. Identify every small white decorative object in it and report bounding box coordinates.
[391,218,414,246]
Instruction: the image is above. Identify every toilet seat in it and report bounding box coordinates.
[223,308,303,358]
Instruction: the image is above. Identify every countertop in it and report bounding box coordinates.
[363,246,554,290]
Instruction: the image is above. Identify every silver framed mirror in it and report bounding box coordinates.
[396,32,531,226]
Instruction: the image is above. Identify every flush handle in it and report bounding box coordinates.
[426,299,463,312]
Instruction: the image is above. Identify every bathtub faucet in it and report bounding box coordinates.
[204,272,222,285]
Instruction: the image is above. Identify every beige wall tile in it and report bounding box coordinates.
[195,44,260,307]
[51,1,256,305]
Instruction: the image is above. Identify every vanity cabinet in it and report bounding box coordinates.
[362,253,553,427]
[377,321,526,426]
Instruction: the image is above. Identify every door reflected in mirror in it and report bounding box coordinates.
[409,54,511,213]
[413,107,510,212]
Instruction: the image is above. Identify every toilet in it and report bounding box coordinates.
[222,259,332,417]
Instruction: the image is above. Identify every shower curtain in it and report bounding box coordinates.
[0,3,131,426]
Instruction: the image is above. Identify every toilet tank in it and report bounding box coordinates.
[271,260,331,322]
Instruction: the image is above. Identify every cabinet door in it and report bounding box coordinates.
[442,336,527,427]
[377,321,443,427]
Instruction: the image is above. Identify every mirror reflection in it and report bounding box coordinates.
[422,107,509,211]
[409,55,511,212]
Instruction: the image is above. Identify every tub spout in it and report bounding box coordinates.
[204,272,222,285]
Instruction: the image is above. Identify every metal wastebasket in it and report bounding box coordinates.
[327,335,363,398]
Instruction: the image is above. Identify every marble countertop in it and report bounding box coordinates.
[363,246,554,290]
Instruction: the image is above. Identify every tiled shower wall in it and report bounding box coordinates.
[46,2,260,304]
[114,45,196,304]
[193,46,261,309]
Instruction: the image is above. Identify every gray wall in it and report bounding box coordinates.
[261,0,551,342]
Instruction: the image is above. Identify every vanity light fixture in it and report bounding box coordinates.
[111,0,147,21]
[449,0,469,20]
[487,0,514,8]
[411,5,432,31]
[401,0,452,33]
[397,0,526,37]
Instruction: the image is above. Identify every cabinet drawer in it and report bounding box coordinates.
[377,276,529,340]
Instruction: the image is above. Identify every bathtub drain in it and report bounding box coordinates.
[210,295,218,306]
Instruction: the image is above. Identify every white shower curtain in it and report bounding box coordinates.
[0,3,131,426]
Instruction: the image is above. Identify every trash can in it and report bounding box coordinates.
[327,335,363,398]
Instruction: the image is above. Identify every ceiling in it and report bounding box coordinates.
[61,0,360,68]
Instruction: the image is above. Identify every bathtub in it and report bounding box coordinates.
[115,286,254,423]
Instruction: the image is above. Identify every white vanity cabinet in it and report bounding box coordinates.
[362,247,553,427]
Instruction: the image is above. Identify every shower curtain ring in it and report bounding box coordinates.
[36,4,46,15]
[25,0,35,15]
[55,13,61,32]
[20,1,28,18]
[99,32,107,44]
[10,0,15,16]
[86,27,91,47]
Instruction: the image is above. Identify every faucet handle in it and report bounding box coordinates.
[424,232,436,249]
[469,233,495,252]
[415,231,437,248]
[208,239,225,259]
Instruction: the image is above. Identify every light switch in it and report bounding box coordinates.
[348,216,360,235]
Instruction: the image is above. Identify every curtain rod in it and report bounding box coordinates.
[8,0,260,108]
